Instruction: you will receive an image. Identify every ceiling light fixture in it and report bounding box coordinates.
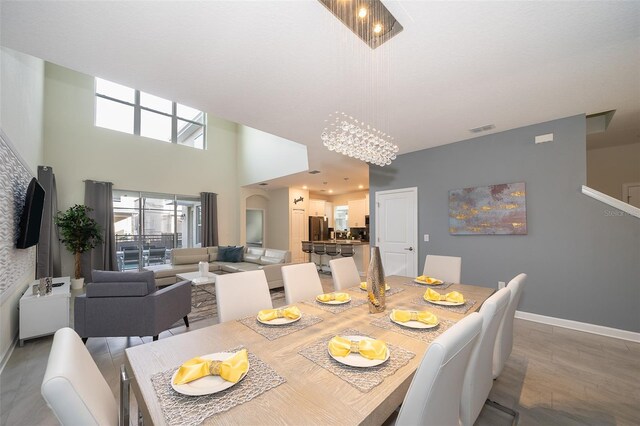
[322,112,398,166]
[302,185,308,189]
[358,185,364,189]
[318,0,403,49]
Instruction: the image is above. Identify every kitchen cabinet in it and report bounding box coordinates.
[309,199,325,216]
[324,202,333,227]
[365,193,370,215]
[348,199,366,227]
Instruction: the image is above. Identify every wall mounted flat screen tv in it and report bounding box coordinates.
[16,177,46,249]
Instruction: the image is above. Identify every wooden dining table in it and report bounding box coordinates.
[125,275,494,425]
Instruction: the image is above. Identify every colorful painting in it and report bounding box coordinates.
[449,182,527,235]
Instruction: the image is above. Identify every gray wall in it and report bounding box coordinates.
[370,115,640,332]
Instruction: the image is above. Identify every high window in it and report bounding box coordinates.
[95,78,206,149]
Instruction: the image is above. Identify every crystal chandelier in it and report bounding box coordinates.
[321,112,399,166]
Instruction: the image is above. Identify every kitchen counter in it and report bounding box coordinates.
[306,241,371,275]
[314,240,369,245]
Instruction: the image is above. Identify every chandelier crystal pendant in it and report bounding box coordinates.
[321,112,399,166]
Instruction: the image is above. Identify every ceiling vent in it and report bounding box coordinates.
[308,170,321,174]
[469,124,496,134]
[258,182,268,186]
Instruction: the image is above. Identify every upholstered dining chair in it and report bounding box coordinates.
[423,254,462,283]
[282,262,324,304]
[459,287,512,426]
[216,270,273,323]
[395,313,483,426]
[41,327,126,426]
[329,257,361,291]
[493,273,527,378]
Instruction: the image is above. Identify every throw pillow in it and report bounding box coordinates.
[217,246,245,262]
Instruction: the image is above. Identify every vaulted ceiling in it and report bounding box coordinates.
[2,1,638,194]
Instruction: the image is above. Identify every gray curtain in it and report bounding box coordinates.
[36,166,61,278]
[83,180,117,279]
[201,192,219,247]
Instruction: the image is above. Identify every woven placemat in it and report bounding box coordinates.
[350,286,406,297]
[298,328,415,393]
[370,314,455,344]
[411,297,477,314]
[238,314,323,340]
[303,297,368,314]
[403,280,454,290]
[150,348,285,426]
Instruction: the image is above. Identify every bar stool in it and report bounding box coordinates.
[312,242,326,271]
[339,244,354,258]
[301,241,313,263]
[324,243,339,273]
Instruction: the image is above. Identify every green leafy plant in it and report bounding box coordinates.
[54,204,103,279]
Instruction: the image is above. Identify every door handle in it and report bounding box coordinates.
[404,247,414,251]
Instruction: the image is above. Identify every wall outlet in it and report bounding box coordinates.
[424,234,429,242]
[498,281,506,289]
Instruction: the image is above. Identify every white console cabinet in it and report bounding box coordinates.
[19,276,70,346]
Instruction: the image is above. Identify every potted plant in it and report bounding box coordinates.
[54,204,103,289]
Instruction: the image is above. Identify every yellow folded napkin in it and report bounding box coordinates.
[328,336,388,360]
[173,349,249,385]
[424,288,465,303]
[415,275,444,285]
[360,282,390,290]
[391,309,439,325]
[316,292,350,302]
[257,306,301,321]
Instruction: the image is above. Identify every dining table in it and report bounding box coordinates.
[125,275,495,425]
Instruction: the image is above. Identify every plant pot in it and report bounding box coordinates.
[70,278,85,290]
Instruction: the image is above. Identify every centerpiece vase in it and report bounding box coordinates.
[367,246,386,313]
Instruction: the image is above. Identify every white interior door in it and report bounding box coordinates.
[291,209,305,263]
[375,188,418,277]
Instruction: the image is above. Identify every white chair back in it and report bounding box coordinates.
[41,327,118,426]
[329,257,361,291]
[493,273,527,378]
[423,255,462,283]
[459,287,511,426]
[282,262,324,304]
[396,313,483,426]
[216,270,273,323]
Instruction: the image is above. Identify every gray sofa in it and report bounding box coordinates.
[74,270,192,341]
[144,246,291,288]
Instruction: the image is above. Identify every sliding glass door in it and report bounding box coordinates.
[113,190,201,271]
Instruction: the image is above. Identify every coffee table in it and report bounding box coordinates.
[176,271,218,309]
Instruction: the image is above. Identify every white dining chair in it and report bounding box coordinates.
[282,262,324,304]
[41,327,125,426]
[459,286,512,426]
[493,273,527,378]
[215,270,273,323]
[395,313,483,426]
[423,255,462,283]
[329,257,361,291]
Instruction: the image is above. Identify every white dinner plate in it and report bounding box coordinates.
[171,352,249,396]
[257,314,302,325]
[389,312,439,329]
[316,295,351,305]
[412,278,444,286]
[425,299,465,306]
[359,283,391,291]
[328,335,390,368]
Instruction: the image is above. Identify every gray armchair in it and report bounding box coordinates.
[74,270,191,342]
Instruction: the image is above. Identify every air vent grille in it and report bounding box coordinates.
[469,124,495,134]
[309,170,321,174]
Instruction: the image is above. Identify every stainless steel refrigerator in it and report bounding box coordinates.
[309,216,329,241]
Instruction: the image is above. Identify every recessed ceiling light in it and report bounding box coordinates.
[302,185,308,190]
[373,23,383,34]
[358,7,367,18]
[358,185,364,189]
[329,189,333,193]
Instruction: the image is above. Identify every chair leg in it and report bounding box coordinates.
[119,364,131,426]
[82,337,88,344]
[153,335,158,341]
[183,316,190,328]
[485,398,519,426]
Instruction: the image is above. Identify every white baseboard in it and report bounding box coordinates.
[0,335,18,375]
[515,310,640,343]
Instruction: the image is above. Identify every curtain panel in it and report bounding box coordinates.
[201,192,219,247]
[83,180,117,278]
[36,166,61,278]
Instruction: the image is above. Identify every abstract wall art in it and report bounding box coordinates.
[449,182,527,235]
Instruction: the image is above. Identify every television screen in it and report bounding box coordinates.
[16,177,46,249]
